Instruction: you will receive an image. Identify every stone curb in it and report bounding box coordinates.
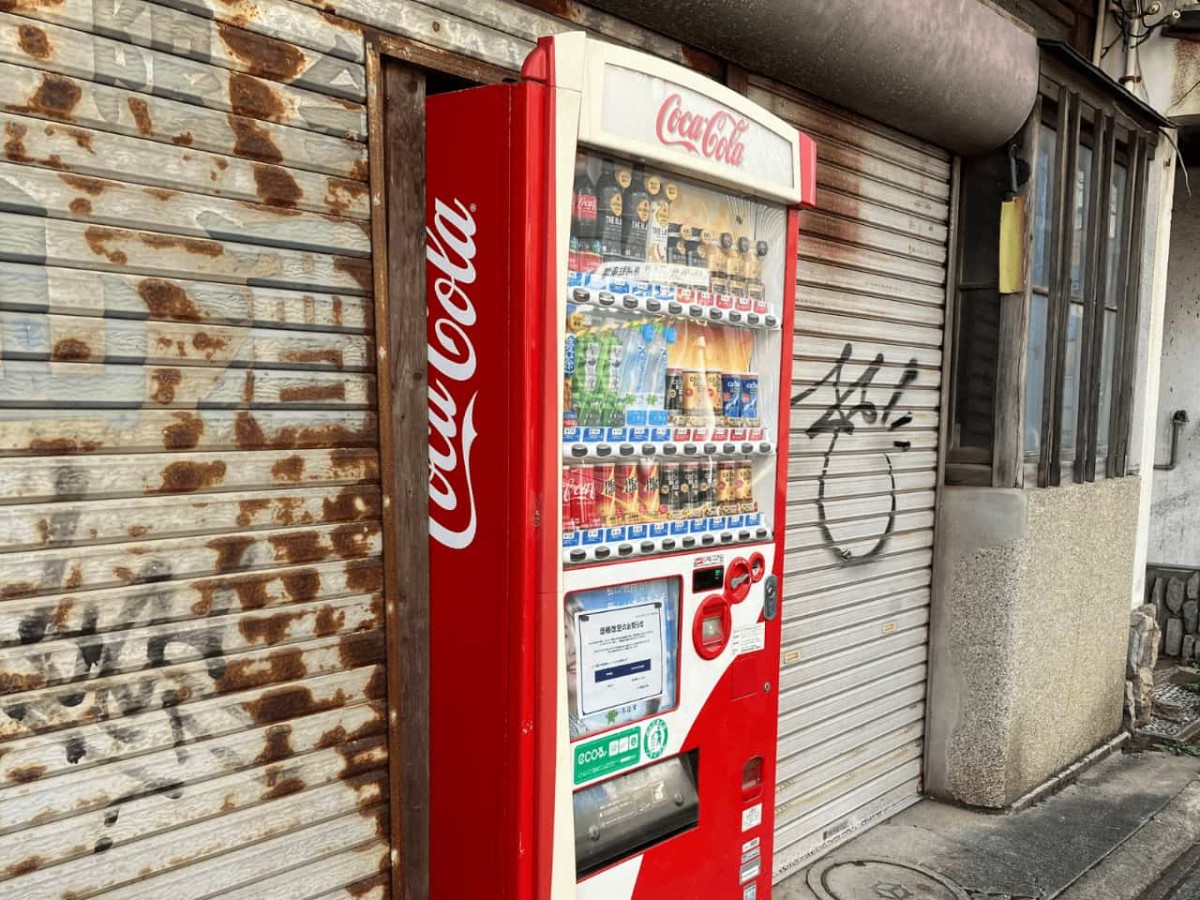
[1054,776,1200,900]
[1008,733,1130,814]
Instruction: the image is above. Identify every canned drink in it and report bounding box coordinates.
[665,368,685,424]
[637,461,662,521]
[717,461,737,513]
[696,461,714,516]
[705,371,723,426]
[660,463,682,517]
[615,463,639,524]
[721,372,742,424]
[735,460,755,513]
[681,462,701,518]
[681,369,705,424]
[569,465,599,529]
[562,466,575,531]
[740,373,760,425]
[593,463,617,526]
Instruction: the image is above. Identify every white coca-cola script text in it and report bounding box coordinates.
[427,198,479,550]
[655,93,748,167]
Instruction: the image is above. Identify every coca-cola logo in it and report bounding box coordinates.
[655,93,748,167]
[426,197,479,550]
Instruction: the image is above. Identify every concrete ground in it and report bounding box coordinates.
[775,749,1200,900]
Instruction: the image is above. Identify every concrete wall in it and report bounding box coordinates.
[1149,170,1200,566]
[927,478,1141,807]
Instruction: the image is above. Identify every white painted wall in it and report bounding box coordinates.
[1148,167,1200,566]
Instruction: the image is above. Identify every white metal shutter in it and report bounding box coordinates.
[747,78,952,879]
[0,3,390,897]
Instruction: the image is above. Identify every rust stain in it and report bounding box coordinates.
[207,534,255,571]
[8,73,81,121]
[59,173,106,196]
[331,523,376,560]
[144,187,178,202]
[8,765,46,784]
[139,233,224,258]
[332,257,372,293]
[251,163,302,208]
[332,296,343,326]
[162,411,204,450]
[348,158,368,182]
[322,487,371,523]
[262,767,305,801]
[218,646,306,692]
[51,338,91,361]
[271,454,306,482]
[171,133,194,146]
[280,567,319,603]
[220,795,237,812]
[232,411,374,451]
[127,97,153,136]
[282,348,344,369]
[217,23,305,82]
[238,609,303,645]
[114,566,134,581]
[50,598,74,627]
[314,605,345,637]
[26,437,99,455]
[279,383,346,403]
[127,525,150,538]
[4,121,30,163]
[268,530,324,565]
[64,566,82,589]
[338,631,384,670]
[254,722,294,764]
[329,448,376,481]
[344,560,382,594]
[18,24,51,60]
[191,331,228,360]
[44,153,64,169]
[84,226,129,266]
[227,74,285,125]
[138,278,202,322]
[47,124,94,152]
[226,113,282,164]
[5,855,45,878]
[324,178,367,216]
[0,582,37,600]
[1,671,47,693]
[236,498,270,527]
[69,198,91,215]
[150,368,181,405]
[152,460,226,493]
[346,872,390,900]
[245,684,348,724]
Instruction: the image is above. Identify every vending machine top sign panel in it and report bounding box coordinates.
[565,38,814,205]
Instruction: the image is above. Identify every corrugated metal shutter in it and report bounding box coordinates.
[747,78,952,879]
[0,1,390,896]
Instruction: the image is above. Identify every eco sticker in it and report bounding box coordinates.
[644,718,669,759]
[574,726,641,784]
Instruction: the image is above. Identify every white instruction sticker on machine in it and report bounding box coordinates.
[742,803,763,832]
[732,622,765,655]
[576,602,665,716]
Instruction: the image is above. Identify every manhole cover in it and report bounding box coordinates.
[807,859,969,900]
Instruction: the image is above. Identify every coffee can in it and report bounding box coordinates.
[615,463,640,524]
[660,463,682,516]
[740,373,760,425]
[705,371,723,426]
[637,460,662,521]
[696,460,715,515]
[593,463,617,526]
[681,369,705,424]
[665,368,685,423]
[721,372,742,424]
[717,461,737,513]
[681,462,702,517]
[735,460,755,512]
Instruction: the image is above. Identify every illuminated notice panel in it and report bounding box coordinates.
[565,578,680,740]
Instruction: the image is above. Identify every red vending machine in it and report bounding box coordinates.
[426,32,816,900]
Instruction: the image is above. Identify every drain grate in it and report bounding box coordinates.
[1141,683,1200,742]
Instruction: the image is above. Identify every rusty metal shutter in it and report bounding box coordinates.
[747,78,952,879]
[0,3,390,897]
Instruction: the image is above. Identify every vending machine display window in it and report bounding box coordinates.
[562,150,788,565]
[565,577,681,741]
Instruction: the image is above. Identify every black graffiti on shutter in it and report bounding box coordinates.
[792,343,919,564]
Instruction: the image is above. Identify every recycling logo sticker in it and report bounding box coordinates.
[644,718,669,759]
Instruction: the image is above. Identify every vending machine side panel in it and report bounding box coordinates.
[426,83,523,900]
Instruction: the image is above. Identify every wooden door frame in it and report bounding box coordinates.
[365,35,511,900]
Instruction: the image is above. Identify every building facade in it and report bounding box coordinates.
[0,0,1181,895]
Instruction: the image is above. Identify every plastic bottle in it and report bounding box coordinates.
[640,323,673,410]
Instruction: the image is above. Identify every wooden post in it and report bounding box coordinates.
[372,50,430,900]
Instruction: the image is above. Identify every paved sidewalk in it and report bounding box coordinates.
[776,749,1200,900]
